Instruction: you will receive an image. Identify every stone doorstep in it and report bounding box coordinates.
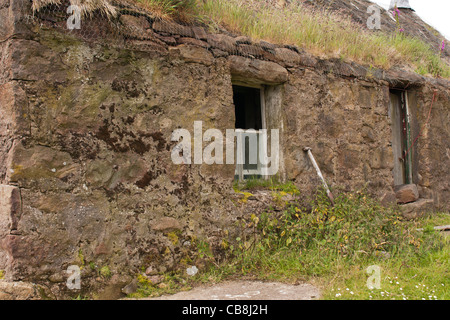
[399,198,434,220]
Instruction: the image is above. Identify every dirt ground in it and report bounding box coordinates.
[141,280,320,300]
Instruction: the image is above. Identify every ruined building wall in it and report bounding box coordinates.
[0,0,449,297]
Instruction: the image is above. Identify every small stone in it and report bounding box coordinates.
[151,217,182,232]
[153,20,194,37]
[0,185,22,237]
[169,45,214,66]
[186,266,198,276]
[120,14,150,31]
[158,266,167,274]
[395,184,419,204]
[235,36,252,44]
[206,34,236,53]
[211,48,228,58]
[148,275,163,285]
[145,266,157,276]
[380,191,397,207]
[94,242,109,256]
[192,26,207,40]
[177,37,209,48]
[121,279,138,295]
[259,40,276,50]
[48,273,64,283]
[183,241,191,247]
[0,281,39,300]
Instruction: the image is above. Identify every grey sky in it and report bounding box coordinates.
[370,0,450,39]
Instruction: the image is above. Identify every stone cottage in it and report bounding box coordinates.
[0,0,449,297]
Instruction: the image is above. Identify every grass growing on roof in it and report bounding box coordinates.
[198,0,450,78]
[31,0,450,77]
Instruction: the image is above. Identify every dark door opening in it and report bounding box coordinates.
[233,85,262,130]
[232,85,265,180]
[389,89,412,185]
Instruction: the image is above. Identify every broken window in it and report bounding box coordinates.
[389,89,413,186]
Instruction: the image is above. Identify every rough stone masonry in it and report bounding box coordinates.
[0,0,449,298]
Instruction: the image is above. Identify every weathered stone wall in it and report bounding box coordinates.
[283,70,394,198]
[412,85,450,208]
[0,0,449,298]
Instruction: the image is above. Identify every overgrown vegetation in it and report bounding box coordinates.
[233,176,300,194]
[31,0,450,77]
[129,189,450,300]
[128,0,450,78]
[128,273,193,298]
[199,0,450,77]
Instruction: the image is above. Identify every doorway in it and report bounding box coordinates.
[389,89,413,186]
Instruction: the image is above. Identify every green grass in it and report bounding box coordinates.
[323,240,450,300]
[233,176,300,194]
[128,273,193,298]
[133,0,450,78]
[129,189,449,300]
[417,212,450,229]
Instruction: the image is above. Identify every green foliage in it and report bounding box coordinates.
[100,265,112,278]
[203,189,449,299]
[122,189,449,300]
[257,190,437,259]
[129,273,191,299]
[234,176,300,195]
[196,239,214,260]
[78,249,85,268]
[224,190,428,275]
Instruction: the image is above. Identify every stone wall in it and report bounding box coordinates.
[0,0,449,298]
[283,70,394,197]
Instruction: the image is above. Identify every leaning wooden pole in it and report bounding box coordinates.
[303,147,335,206]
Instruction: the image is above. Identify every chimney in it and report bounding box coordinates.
[389,0,413,10]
